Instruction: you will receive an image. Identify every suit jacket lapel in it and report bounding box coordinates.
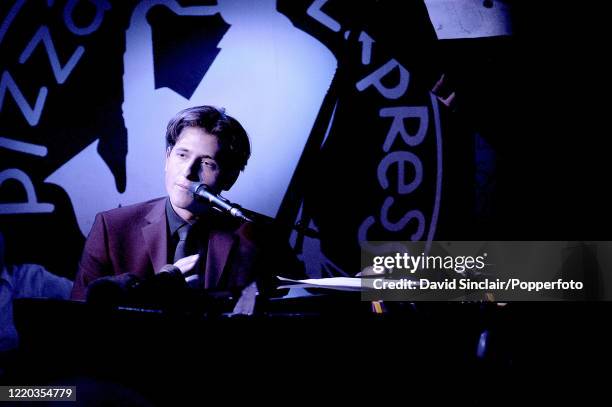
[205,228,236,289]
[142,199,168,274]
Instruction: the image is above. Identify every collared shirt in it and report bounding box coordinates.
[165,198,191,239]
[166,198,190,264]
[165,199,209,287]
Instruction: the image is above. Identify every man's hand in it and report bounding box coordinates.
[155,254,200,287]
[173,254,200,275]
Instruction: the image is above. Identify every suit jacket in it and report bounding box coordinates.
[71,197,301,300]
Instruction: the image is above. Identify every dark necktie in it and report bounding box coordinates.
[173,223,193,263]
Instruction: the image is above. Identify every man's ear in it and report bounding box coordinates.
[220,168,241,191]
[164,147,171,171]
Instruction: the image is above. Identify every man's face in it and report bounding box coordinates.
[165,127,222,220]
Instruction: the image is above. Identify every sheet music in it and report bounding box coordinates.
[277,276,421,291]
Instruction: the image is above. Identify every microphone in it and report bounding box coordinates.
[188,182,253,222]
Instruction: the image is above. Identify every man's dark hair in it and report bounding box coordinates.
[166,105,251,172]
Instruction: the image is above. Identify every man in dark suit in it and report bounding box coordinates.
[71,106,302,303]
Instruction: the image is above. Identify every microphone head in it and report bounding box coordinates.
[187,182,203,194]
[188,182,218,197]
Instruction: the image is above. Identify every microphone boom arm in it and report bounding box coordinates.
[189,183,254,222]
[189,182,319,237]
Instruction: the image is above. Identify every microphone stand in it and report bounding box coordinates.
[191,183,320,237]
[234,205,320,238]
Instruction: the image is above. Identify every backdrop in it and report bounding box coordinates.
[1,0,521,278]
